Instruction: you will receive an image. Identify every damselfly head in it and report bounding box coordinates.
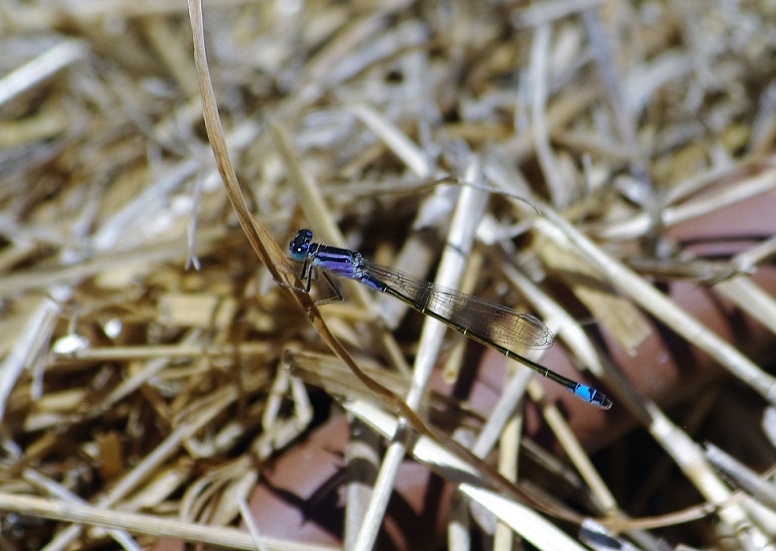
[289,229,314,260]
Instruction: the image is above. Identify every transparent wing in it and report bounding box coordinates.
[361,260,553,350]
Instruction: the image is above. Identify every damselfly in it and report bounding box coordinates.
[289,229,612,409]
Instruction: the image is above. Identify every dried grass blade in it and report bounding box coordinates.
[535,209,776,405]
[0,492,337,551]
[186,3,550,528]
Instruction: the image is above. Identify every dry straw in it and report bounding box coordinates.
[1,1,776,550]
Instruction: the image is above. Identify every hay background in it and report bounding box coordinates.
[2,1,776,550]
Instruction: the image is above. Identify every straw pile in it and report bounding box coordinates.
[2,1,776,550]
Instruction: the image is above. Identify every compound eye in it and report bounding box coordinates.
[289,229,313,258]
